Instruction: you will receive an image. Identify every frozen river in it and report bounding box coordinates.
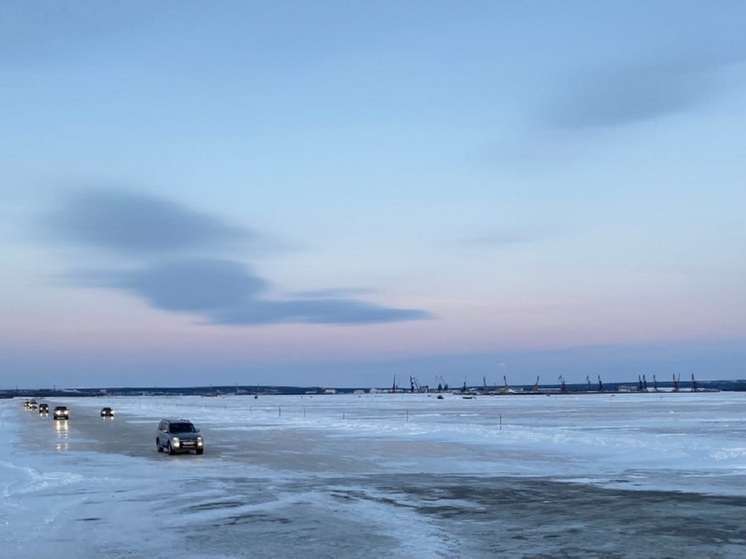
[3,391,746,558]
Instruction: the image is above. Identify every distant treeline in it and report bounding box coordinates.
[4,379,746,398]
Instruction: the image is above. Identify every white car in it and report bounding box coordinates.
[53,406,69,420]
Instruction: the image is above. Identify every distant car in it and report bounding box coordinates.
[27,400,38,410]
[38,403,49,414]
[23,399,31,409]
[53,406,69,420]
[156,419,204,455]
[100,407,114,417]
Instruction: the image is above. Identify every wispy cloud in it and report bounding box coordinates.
[454,230,540,247]
[46,188,432,326]
[545,52,744,130]
[211,298,431,325]
[292,287,378,298]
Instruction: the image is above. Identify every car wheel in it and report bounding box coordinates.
[167,442,175,455]
[196,449,204,455]
[156,439,162,453]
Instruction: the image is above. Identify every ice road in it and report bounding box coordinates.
[3,391,746,558]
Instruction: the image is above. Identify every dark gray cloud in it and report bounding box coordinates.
[106,258,268,312]
[46,189,251,255]
[46,189,431,326]
[545,54,742,130]
[88,257,430,325]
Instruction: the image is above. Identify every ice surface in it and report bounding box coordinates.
[3,392,746,558]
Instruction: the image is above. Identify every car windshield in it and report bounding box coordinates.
[170,423,195,433]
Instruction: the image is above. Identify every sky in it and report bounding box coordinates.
[2,1,746,389]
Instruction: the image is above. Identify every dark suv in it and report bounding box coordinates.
[156,419,204,455]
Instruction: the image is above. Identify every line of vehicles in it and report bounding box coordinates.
[23,398,73,419]
[24,398,114,418]
[22,399,205,456]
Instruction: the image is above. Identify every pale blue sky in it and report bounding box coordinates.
[2,1,745,388]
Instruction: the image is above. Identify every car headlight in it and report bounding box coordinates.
[172,437,180,447]
[197,436,203,446]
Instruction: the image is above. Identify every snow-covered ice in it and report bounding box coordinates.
[3,391,746,558]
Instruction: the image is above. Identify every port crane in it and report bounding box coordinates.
[532,376,540,393]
